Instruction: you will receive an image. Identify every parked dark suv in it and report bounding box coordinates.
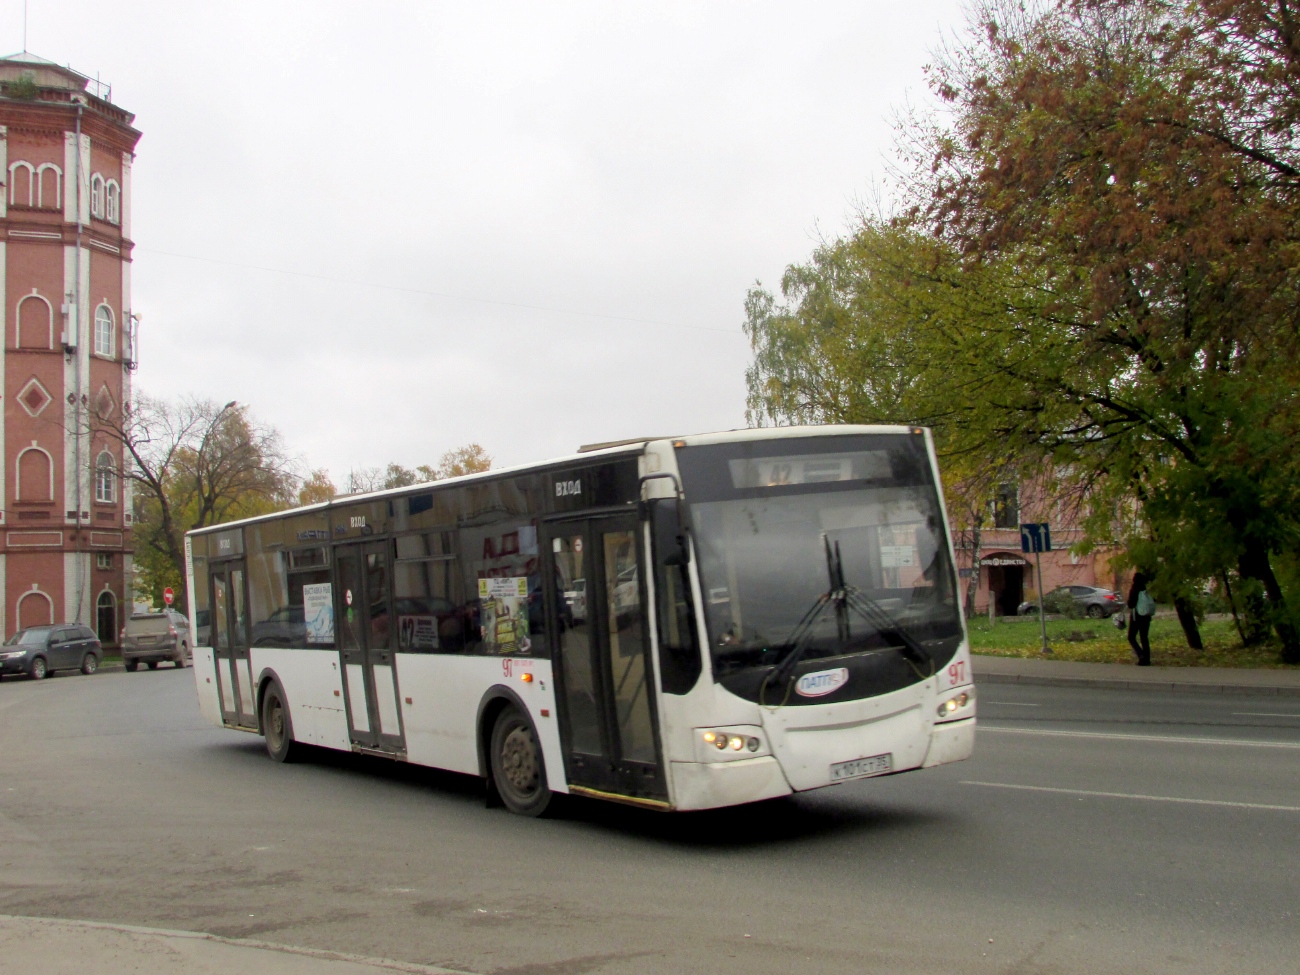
[0,625,103,680]
[121,610,191,671]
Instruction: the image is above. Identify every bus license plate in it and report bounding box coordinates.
[830,753,893,781]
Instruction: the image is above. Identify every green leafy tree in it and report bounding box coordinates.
[901,0,1300,660]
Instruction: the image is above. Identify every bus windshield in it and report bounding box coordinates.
[676,435,962,680]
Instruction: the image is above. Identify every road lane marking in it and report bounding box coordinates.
[962,781,1300,813]
[1233,712,1300,719]
[980,725,1300,749]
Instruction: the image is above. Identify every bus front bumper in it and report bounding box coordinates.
[670,756,792,811]
[923,716,975,767]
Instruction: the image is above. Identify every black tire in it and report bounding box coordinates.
[29,656,47,680]
[124,660,139,672]
[175,644,189,668]
[1086,604,1105,619]
[261,684,301,763]
[490,706,551,817]
[81,653,99,675]
[146,661,159,670]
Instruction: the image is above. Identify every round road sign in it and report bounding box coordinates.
[163,587,175,605]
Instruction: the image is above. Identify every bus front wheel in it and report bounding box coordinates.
[490,707,551,817]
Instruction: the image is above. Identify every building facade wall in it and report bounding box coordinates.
[0,56,140,643]
[953,477,1128,617]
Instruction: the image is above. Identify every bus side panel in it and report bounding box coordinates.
[192,646,222,727]
[251,648,350,750]
[396,655,565,792]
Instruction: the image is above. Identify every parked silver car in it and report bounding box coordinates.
[1019,585,1124,619]
[0,625,103,680]
[121,610,191,671]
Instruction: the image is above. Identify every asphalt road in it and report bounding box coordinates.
[0,667,1297,975]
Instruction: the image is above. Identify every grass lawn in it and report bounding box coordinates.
[967,614,1299,669]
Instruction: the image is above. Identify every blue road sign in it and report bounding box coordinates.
[1020,522,1052,554]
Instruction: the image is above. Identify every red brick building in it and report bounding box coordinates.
[0,53,140,644]
[953,480,1125,616]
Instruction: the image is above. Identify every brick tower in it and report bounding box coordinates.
[0,53,141,645]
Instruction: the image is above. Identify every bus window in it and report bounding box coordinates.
[651,499,701,694]
[393,532,462,652]
[364,547,391,650]
[554,532,601,755]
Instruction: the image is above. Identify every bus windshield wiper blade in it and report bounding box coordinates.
[841,588,933,674]
[761,591,833,697]
[762,536,934,701]
[761,535,848,698]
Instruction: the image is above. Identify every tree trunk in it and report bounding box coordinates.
[1221,571,1247,646]
[1173,596,1203,650]
[965,522,983,617]
[1238,539,1300,664]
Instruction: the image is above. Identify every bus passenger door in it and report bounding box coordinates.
[211,563,257,728]
[335,542,405,753]
[544,515,666,801]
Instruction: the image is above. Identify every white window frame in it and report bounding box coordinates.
[95,450,116,504]
[8,160,34,206]
[94,304,115,358]
[35,162,61,210]
[97,552,114,570]
[15,444,55,501]
[105,179,121,225]
[91,173,105,219]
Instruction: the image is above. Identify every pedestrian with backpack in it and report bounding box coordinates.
[1127,572,1155,666]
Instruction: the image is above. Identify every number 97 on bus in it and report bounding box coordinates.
[502,658,534,683]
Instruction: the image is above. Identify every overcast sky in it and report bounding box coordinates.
[12,1,965,484]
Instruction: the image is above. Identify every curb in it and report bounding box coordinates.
[974,672,1300,697]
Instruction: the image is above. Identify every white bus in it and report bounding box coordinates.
[185,426,975,815]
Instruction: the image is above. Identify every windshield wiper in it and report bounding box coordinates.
[760,535,853,699]
[840,588,932,674]
[761,534,933,702]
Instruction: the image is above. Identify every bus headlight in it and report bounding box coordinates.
[697,727,767,762]
[936,691,972,719]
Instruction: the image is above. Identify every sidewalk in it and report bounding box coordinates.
[0,915,468,975]
[973,654,1300,696]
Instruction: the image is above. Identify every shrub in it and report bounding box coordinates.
[1044,588,1083,619]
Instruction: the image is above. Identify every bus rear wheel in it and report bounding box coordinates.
[490,707,551,817]
[261,684,301,763]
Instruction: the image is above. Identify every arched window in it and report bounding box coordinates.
[8,161,33,207]
[18,589,53,629]
[16,292,53,349]
[95,450,116,503]
[17,445,54,502]
[97,590,117,645]
[36,163,61,210]
[90,173,105,219]
[105,179,120,225]
[94,304,115,357]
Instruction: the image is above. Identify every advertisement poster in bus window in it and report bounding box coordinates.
[399,614,439,651]
[303,583,334,643]
[478,576,530,654]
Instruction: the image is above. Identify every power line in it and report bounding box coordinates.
[134,245,746,338]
